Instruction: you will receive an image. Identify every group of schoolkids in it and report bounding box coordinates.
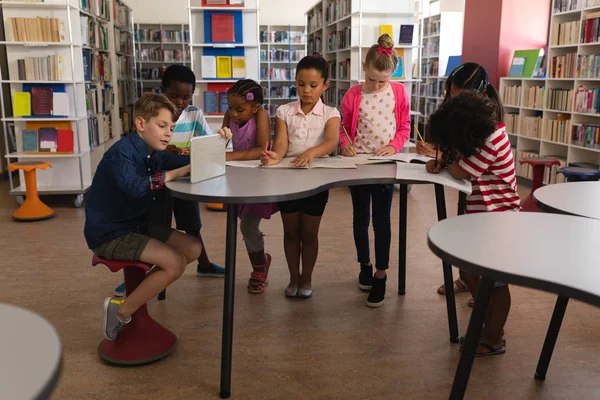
[84,34,521,358]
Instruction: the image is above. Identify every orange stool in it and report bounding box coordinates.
[8,161,54,221]
[207,203,227,211]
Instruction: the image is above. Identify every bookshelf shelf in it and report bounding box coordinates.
[189,6,258,12]
[0,1,74,8]
[5,151,89,159]
[0,41,81,47]
[191,44,259,48]
[3,117,87,122]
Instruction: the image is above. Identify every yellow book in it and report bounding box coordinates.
[380,25,394,41]
[231,56,246,79]
[13,92,31,117]
[216,56,232,79]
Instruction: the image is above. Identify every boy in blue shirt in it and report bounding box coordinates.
[85,93,202,340]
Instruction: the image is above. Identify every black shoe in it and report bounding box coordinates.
[366,274,386,308]
[358,264,373,291]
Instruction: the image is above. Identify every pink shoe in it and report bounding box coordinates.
[247,254,271,294]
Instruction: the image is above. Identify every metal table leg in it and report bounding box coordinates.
[398,183,408,295]
[535,296,569,381]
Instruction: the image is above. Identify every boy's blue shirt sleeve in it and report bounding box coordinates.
[160,153,190,170]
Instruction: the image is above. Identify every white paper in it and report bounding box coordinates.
[310,156,357,169]
[190,135,226,183]
[262,157,309,169]
[226,160,261,168]
[351,154,395,165]
[52,93,70,116]
[395,163,472,193]
[201,56,217,79]
[370,153,433,164]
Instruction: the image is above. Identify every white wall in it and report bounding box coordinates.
[128,0,317,25]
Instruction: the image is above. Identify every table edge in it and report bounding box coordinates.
[427,237,600,308]
[33,355,63,400]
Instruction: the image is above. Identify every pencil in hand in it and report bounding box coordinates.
[341,124,354,148]
[414,124,425,143]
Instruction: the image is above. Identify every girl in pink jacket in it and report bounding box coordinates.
[339,34,411,308]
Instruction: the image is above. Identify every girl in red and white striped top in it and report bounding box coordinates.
[426,91,519,357]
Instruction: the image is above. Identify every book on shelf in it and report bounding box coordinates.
[576,54,600,78]
[52,92,70,116]
[57,129,74,153]
[391,49,404,80]
[204,91,219,113]
[231,56,246,78]
[216,56,232,78]
[6,17,66,43]
[202,56,218,78]
[22,130,39,153]
[13,92,31,117]
[399,25,414,45]
[81,0,111,20]
[508,57,525,77]
[572,123,600,149]
[211,14,235,42]
[550,52,577,78]
[581,12,600,43]
[551,20,580,46]
[219,92,228,113]
[203,0,245,5]
[17,56,64,81]
[543,115,571,144]
[379,25,394,40]
[445,55,462,77]
[39,127,58,152]
[509,49,544,78]
[547,88,573,112]
[575,85,600,114]
[554,0,580,13]
[81,16,109,50]
[31,87,53,115]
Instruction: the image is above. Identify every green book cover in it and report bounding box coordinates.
[509,49,544,78]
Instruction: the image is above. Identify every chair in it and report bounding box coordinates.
[557,166,600,182]
[92,255,177,365]
[519,157,561,212]
[7,161,54,221]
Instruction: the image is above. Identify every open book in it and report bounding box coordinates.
[263,156,358,169]
[395,163,472,193]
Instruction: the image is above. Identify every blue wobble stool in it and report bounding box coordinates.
[557,166,600,182]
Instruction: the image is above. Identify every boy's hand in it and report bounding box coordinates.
[374,145,395,157]
[426,159,442,174]
[292,150,314,167]
[261,150,281,166]
[341,145,357,157]
[166,145,179,155]
[165,164,191,182]
[218,127,233,141]
[416,141,436,157]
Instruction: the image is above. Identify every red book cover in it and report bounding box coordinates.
[31,87,53,115]
[57,129,74,152]
[211,14,235,42]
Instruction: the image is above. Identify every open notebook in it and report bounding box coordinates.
[395,163,472,193]
[262,156,358,169]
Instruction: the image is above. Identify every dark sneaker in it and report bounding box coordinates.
[358,264,373,291]
[113,282,125,297]
[197,263,225,278]
[103,297,131,340]
[366,274,386,308]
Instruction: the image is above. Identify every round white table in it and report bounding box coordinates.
[168,163,468,398]
[534,181,600,220]
[0,303,62,400]
[428,212,600,399]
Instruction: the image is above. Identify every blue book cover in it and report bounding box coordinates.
[219,92,229,114]
[204,91,218,114]
[509,57,525,77]
[22,130,38,152]
[391,50,404,79]
[445,55,462,77]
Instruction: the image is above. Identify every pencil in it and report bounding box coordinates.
[263,141,269,156]
[341,124,354,148]
[414,124,425,143]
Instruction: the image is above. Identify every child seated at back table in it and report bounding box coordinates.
[261,54,341,298]
[425,91,521,356]
[84,93,203,340]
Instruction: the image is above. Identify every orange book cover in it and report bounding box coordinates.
[211,14,234,42]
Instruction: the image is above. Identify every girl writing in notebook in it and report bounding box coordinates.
[339,34,411,307]
[425,91,520,356]
[216,79,276,294]
[261,54,341,298]
[416,62,505,305]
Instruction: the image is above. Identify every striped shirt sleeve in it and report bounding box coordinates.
[194,108,213,137]
[458,140,499,179]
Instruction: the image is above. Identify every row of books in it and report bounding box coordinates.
[138,48,190,62]
[80,0,110,20]
[260,49,306,62]
[201,55,246,79]
[140,68,163,80]
[307,8,323,32]
[504,113,518,134]
[573,123,600,148]
[22,127,74,153]
[543,116,572,144]
[136,29,189,43]
[324,0,351,25]
[265,103,278,117]
[424,40,440,58]
[327,27,351,52]
[80,16,108,50]
[6,17,65,43]
[83,49,111,82]
[554,0,579,12]
[120,106,132,133]
[503,85,521,106]
[260,30,305,44]
[88,111,111,147]
[203,91,228,114]
[263,85,297,99]
[547,88,573,111]
[550,53,577,79]
[260,68,296,81]
[576,54,600,78]
[116,30,133,54]
[574,86,600,113]
[520,115,543,138]
[337,58,350,80]
[308,36,322,56]
[86,83,112,114]
[419,81,445,98]
[117,57,133,80]
[13,88,70,117]
[551,20,580,46]
[423,60,439,77]
[17,56,63,81]
[115,1,131,29]
[581,12,600,44]
[117,81,135,107]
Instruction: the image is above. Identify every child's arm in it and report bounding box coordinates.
[383,85,411,154]
[226,108,271,161]
[447,163,471,179]
[262,115,289,166]
[292,116,340,167]
[195,108,213,136]
[339,91,355,152]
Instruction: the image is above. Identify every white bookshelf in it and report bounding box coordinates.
[259,24,306,123]
[114,0,136,134]
[187,0,260,134]
[135,23,190,94]
[499,0,600,184]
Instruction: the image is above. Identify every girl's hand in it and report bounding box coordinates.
[426,159,442,174]
[374,145,395,157]
[292,150,314,167]
[416,141,436,157]
[218,127,233,141]
[261,150,281,166]
[341,145,357,157]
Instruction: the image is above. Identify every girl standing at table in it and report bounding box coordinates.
[216,79,276,294]
[339,34,411,307]
[417,62,504,303]
[261,54,341,298]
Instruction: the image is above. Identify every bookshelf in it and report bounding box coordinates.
[187,0,260,134]
[114,0,136,134]
[305,0,423,140]
[135,23,190,95]
[499,0,600,185]
[259,24,306,125]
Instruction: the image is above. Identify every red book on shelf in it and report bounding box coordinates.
[31,87,53,115]
[57,129,74,152]
[211,14,235,42]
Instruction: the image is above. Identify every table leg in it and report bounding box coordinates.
[457,192,466,215]
[398,183,408,295]
[449,277,494,400]
[535,296,569,381]
[220,204,238,399]
[434,184,459,343]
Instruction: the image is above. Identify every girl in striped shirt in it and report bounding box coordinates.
[426,91,520,356]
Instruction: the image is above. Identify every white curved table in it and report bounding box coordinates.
[0,303,62,400]
[534,181,600,220]
[428,212,600,399]
[168,163,467,398]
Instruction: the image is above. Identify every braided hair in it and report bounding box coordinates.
[227,79,264,105]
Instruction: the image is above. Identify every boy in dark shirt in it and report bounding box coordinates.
[85,92,202,340]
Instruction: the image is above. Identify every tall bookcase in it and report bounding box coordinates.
[114,0,135,134]
[500,0,600,185]
[187,0,260,134]
[305,0,422,141]
[259,24,306,124]
[135,23,190,95]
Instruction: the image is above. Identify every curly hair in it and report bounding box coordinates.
[428,91,498,162]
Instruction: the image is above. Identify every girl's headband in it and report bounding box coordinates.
[451,64,489,93]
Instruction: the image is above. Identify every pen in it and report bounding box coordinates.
[414,124,424,143]
[263,140,269,156]
[341,124,354,148]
